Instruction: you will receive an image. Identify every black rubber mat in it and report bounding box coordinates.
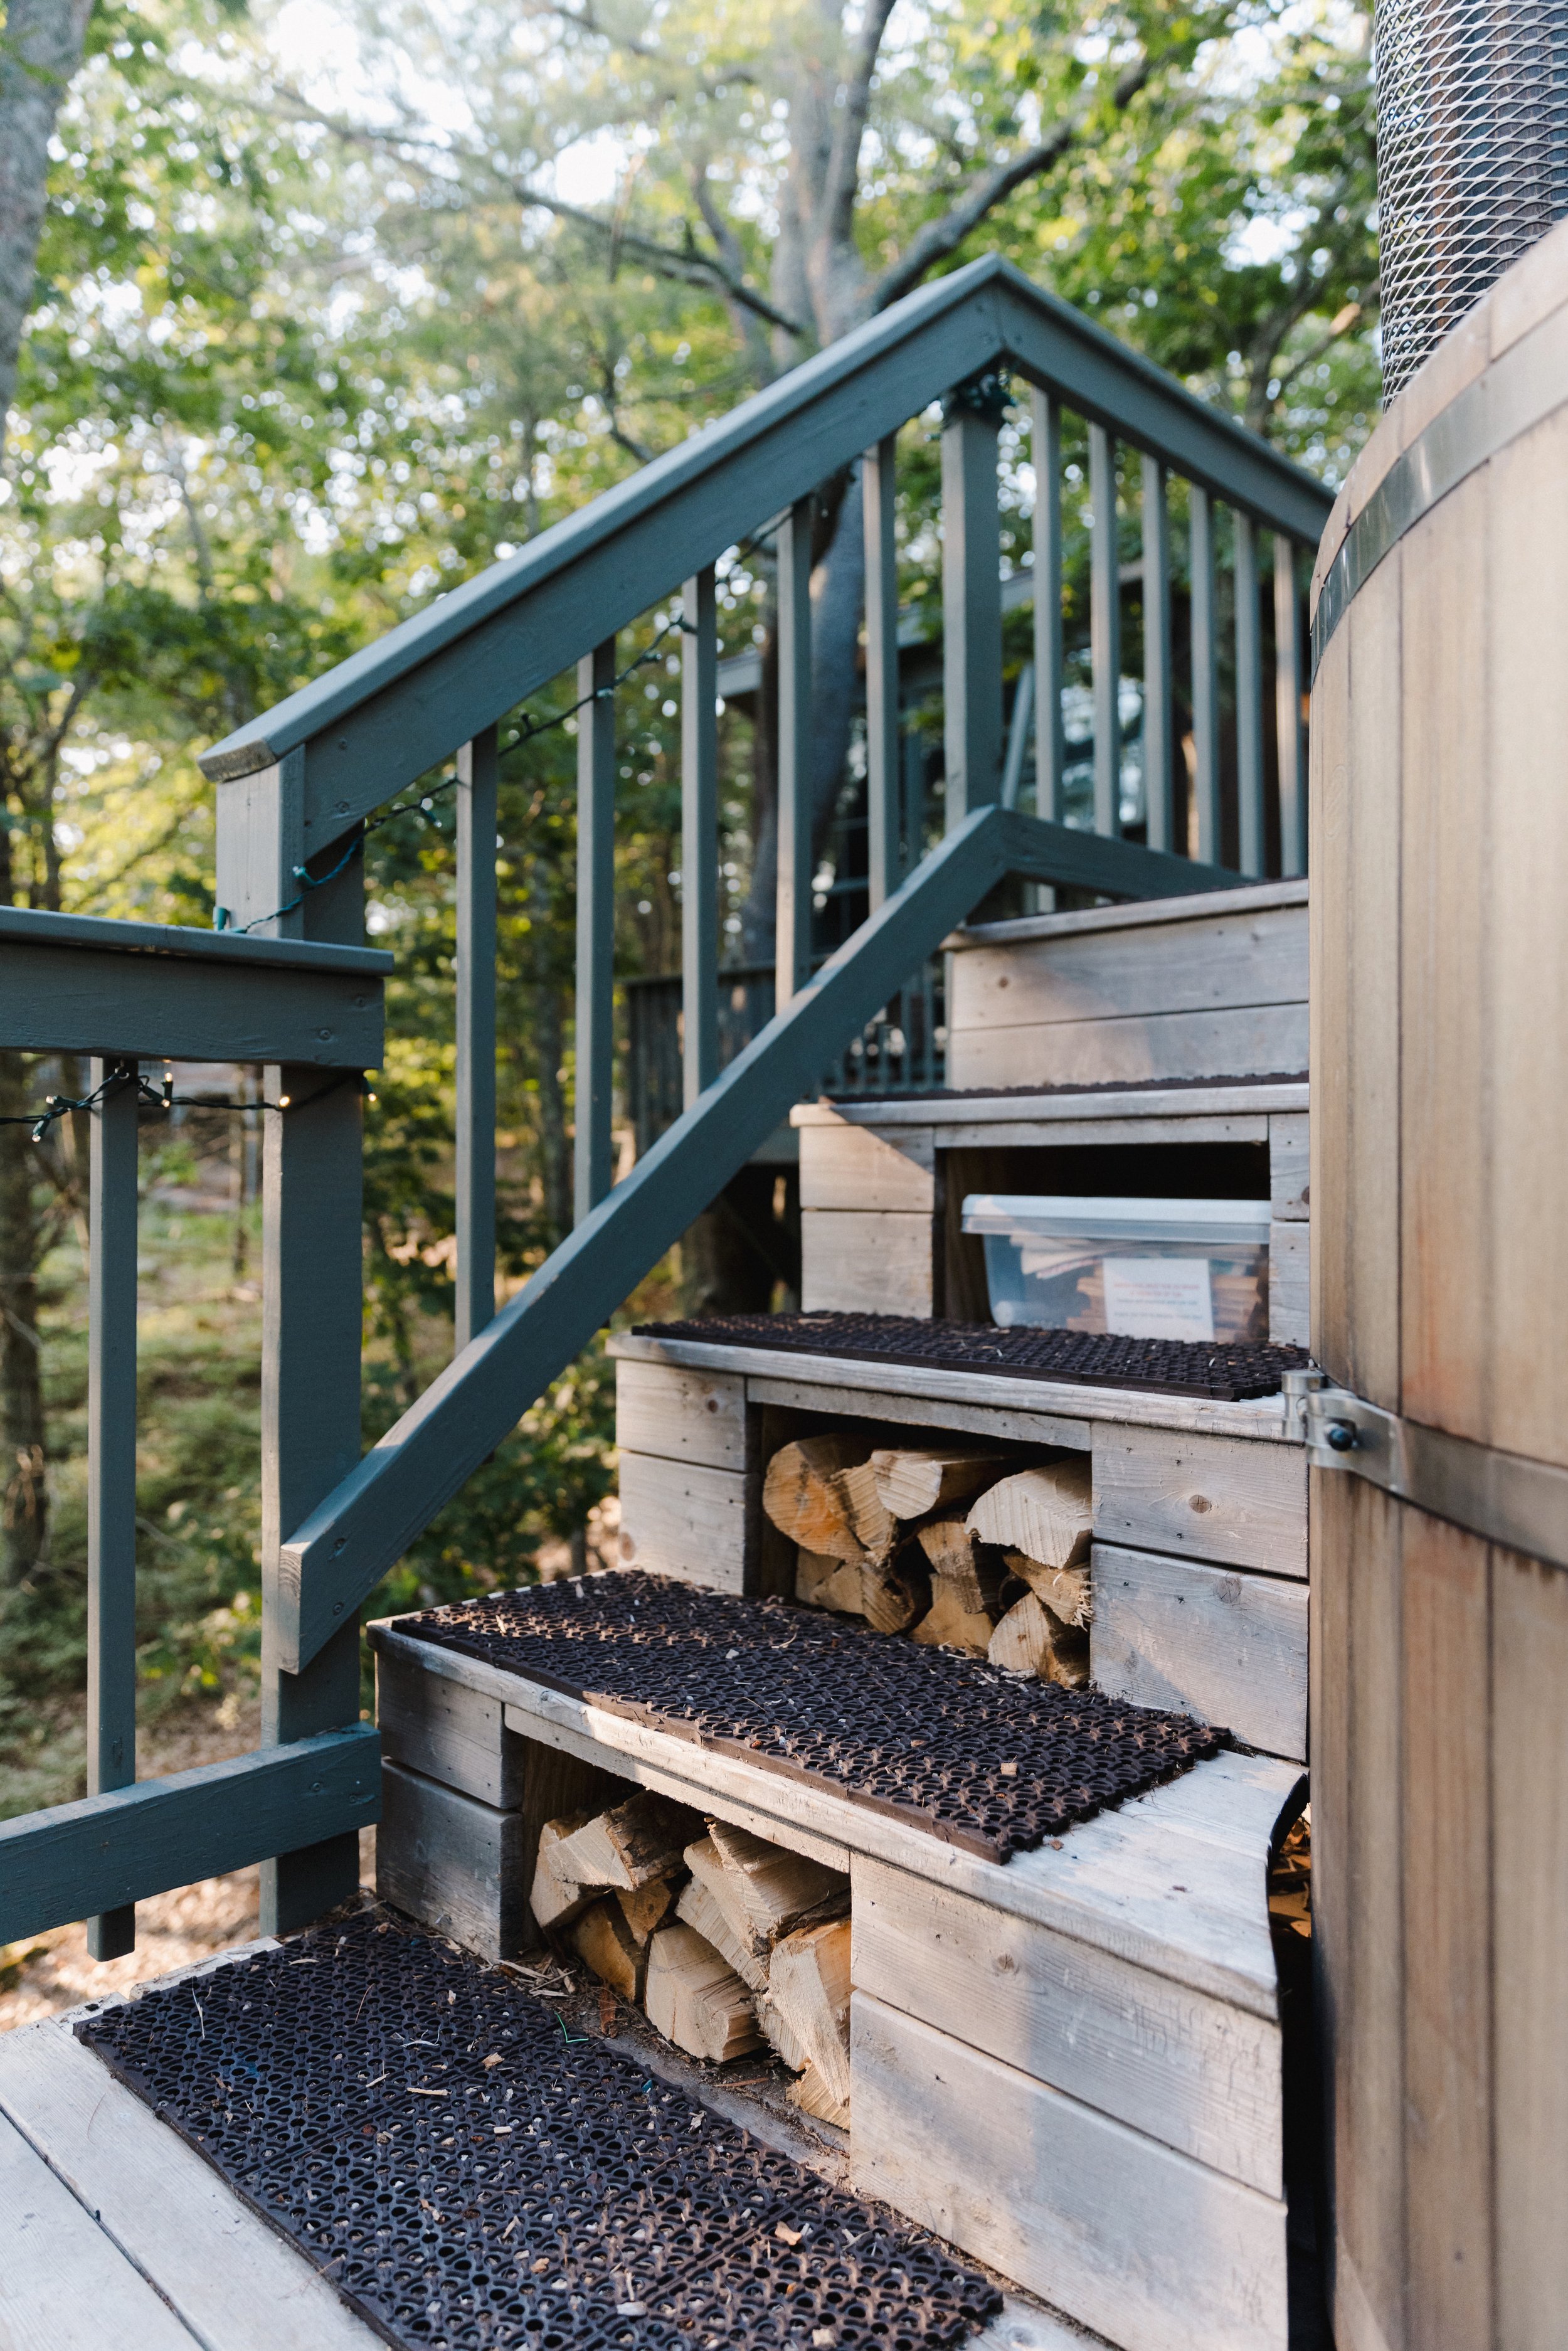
[78,1911,1002,2351]
[398,1574,1223,1864]
[632,1312,1306,1403]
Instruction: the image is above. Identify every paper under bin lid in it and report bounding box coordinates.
[960,1193,1273,1245]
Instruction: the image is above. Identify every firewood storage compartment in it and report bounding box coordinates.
[373,1321,1310,2351]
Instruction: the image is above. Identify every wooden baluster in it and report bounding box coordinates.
[1235,511,1266,877]
[1089,422,1121,837]
[1190,485,1220,864]
[941,381,1004,829]
[682,569,719,1103]
[903,719,927,873]
[1000,664,1035,810]
[1274,535,1306,876]
[455,724,497,1345]
[574,641,617,1220]
[1141,455,1173,854]
[776,502,813,1006]
[86,1058,139,1961]
[864,442,900,909]
[1030,390,1064,823]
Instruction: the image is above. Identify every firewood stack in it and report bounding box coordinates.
[529,1789,853,2123]
[766,1437,1092,1685]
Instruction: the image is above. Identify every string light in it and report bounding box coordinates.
[0,1066,374,1140]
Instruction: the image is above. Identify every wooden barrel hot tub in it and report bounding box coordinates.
[1309,221,1568,2351]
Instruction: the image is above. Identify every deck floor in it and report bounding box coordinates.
[0,1948,1093,2351]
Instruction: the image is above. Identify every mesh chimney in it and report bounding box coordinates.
[1375,0,1568,395]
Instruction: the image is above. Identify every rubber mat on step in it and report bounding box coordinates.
[77,1910,1000,2351]
[399,1574,1224,1863]
[632,1313,1306,1402]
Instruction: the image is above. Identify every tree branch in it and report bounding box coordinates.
[821,0,900,250]
[867,53,1153,315]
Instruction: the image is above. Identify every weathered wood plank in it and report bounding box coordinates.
[615,1357,748,1471]
[376,1640,521,1808]
[948,899,1307,1030]
[615,1450,752,1590]
[0,2108,203,2351]
[745,1375,1091,1453]
[613,1332,1301,1446]
[1268,1112,1309,1220]
[1491,1543,1568,2350]
[851,1855,1282,2191]
[793,1076,1310,1128]
[0,2025,379,2349]
[376,1758,527,1960]
[1090,1544,1307,1760]
[939,1113,1271,1150]
[1401,1512,1493,2351]
[799,1209,934,1316]
[947,1002,1310,1091]
[1268,1219,1309,1347]
[849,1995,1288,2351]
[1091,1426,1307,1576]
[798,1120,936,1212]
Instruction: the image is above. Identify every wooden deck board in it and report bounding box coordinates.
[0,2017,379,2351]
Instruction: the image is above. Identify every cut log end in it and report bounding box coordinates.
[644,1923,761,2064]
[967,1460,1093,1572]
[988,1590,1091,1686]
[911,1579,997,1657]
[871,1445,1012,1520]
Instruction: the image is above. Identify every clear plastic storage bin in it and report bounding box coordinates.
[961,1194,1273,1343]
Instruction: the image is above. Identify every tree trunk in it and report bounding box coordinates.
[0,0,95,460]
[529,869,571,1244]
[0,1052,46,1583]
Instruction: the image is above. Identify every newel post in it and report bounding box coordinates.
[216,747,368,1934]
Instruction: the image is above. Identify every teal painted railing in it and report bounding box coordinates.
[0,255,1332,1949]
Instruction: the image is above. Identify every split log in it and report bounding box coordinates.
[676,1859,768,1992]
[859,1547,930,1635]
[967,1460,1093,1570]
[762,1434,869,1561]
[1004,1551,1093,1628]
[795,1547,866,1615]
[787,2063,850,2130]
[910,1579,997,1658]
[571,1898,645,2002]
[616,1875,679,1945]
[766,1917,851,2108]
[916,1519,1005,1615]
[836,1460,896,1561]
[529,1811,599,1932]
[704,1821,849,1954]
[644,1923,761,2062]
[755,1990,811,2073]
[871,1446,1010,1520]
[988,1591,1091,1686]
[549,1791,699,1892]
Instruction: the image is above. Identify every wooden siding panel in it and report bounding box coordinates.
[800,1209,934,1317]
[615,1451,751,1590]
[1268,1220,1309,1347]
[947,1002,1309,1093]
[614,1357,748,1470]
[798,1121,936,1212]
[376,1641,521,1808]
[1268,1112,1310,1220]
[948,903,1307,1029]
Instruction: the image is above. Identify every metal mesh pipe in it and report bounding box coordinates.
[1376,0,1568,395]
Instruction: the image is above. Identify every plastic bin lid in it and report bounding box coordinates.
[961,1192,1273,1243]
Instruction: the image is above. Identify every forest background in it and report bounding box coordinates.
[0,0,1377,1818]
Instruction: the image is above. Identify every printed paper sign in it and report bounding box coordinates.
[1101,1256,1215,1342]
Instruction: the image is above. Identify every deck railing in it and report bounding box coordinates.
[0,255,1332,1948]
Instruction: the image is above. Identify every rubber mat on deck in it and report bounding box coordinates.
[632,1312,1306,1403]
[77,1911,1001,2351]
[400,1573,1224,1864]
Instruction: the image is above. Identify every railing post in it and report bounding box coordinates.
[574,642,617,1221]
[941,373,1005,830]
[1030,390,1064,824]
[775,503,813,1006]
[1089,423,1121,837]
[682,569,719,1104]
[1235,512,1266,877]
[1190,486,1220,864]
[455,725,497,1344]
[1141,456,1173,854]
[863,442,900,910]
[87,1058,139,1961]
[1274,536,1306,876]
